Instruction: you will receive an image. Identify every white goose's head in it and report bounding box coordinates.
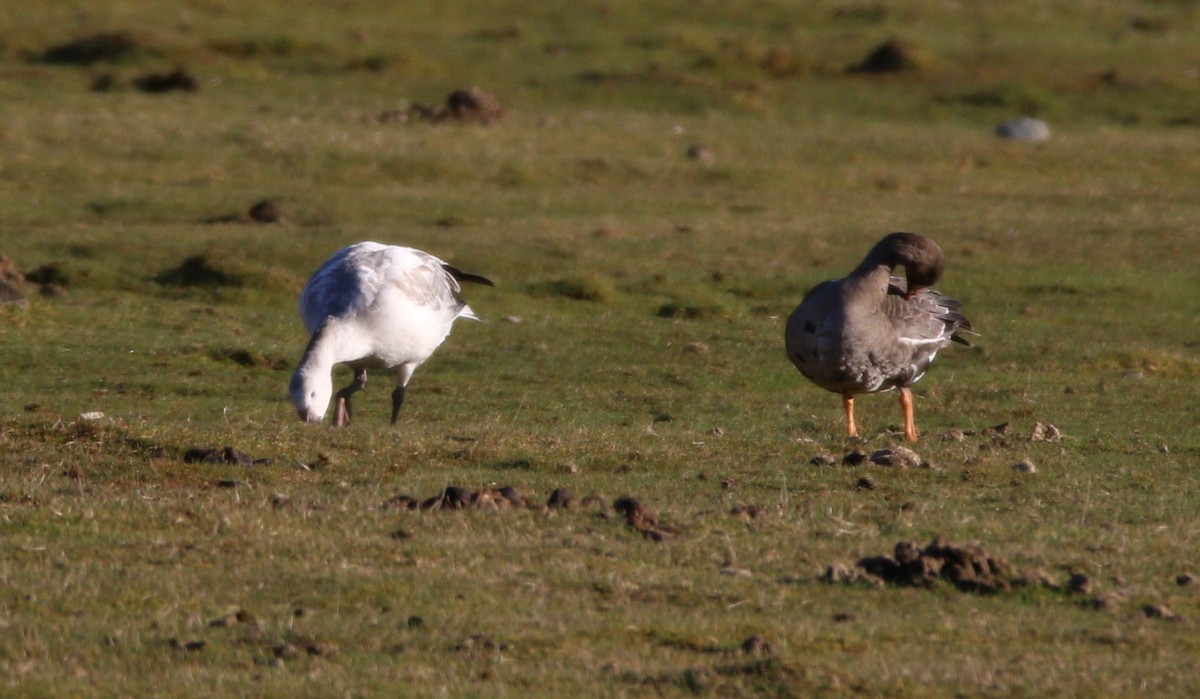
[289,367,331,423]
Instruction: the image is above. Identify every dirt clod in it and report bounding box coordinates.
[41,32,136,65]
[849,536,1017,594]
[1066,573,1092,595]
[547,487,575,509]
[855,476,876,490]
[1176,573,1196,586]
[740,635,771,655]
[842,450,867,466]
[134,68,197,93]
[850,37,920,74]
[422,486,471,510]
[383,494,419,510]
[382,87,505,125]
[184,446,267,465]
[613,496,673,541]
[1014,459,1037,474]
[248,200,283,223]
[1142,604,1178,621]
[730,504,766,520]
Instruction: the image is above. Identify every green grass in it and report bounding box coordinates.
[2,1,1200,695]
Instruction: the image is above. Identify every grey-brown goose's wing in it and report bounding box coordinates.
[880,276,975,386]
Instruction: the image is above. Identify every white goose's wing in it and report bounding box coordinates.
[299,242,385,333]
[379,247,478,318]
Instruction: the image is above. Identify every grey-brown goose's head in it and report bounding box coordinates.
[862,231,945,297]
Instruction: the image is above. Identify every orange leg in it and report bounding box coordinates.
[898,387,918,442]
[843,393,858,437]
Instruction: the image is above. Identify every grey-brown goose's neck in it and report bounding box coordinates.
[850,231,945,292]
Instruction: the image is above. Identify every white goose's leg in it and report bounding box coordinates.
[334,369,368,427]
[390,364,417,426]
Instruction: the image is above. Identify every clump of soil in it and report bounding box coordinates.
[247,200,282,223]
[204,199,285,225]
[380,485,670,540]
[133,68,197,93]
[376,87,505,125]
[614,496,675,541]
[183,446,271,465]
[39,32,136,65]
[840,536,1023,594]
[156,252,243,288]
[849,38,921,74]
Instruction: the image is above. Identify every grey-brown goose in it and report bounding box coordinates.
[785,232,974,441]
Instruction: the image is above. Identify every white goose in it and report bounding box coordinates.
[289,242,493,426]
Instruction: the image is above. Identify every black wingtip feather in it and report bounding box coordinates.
[443,264,495,287]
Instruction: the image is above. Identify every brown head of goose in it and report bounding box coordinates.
[785,232,974,441]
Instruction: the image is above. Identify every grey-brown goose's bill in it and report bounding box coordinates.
[785,232,974,442]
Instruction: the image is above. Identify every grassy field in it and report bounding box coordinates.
[2,1,1199,695]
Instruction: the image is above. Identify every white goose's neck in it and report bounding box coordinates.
[297,318,366,374]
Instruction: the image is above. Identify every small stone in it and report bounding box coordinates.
[686,144,714,162]
[996,117,1050,142]
[684,341,709,354]
[940,429,965,442]
[855,476,876,491]
[822,563,852,583]
[720,567,752,577]
[707,426,724,437]
[1176,573,1196,586]
[810,454,836,466]
[869,446,921,467]
[1030,422,1062,442]
[1013,459,1037,474]
[500,315,523,324]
